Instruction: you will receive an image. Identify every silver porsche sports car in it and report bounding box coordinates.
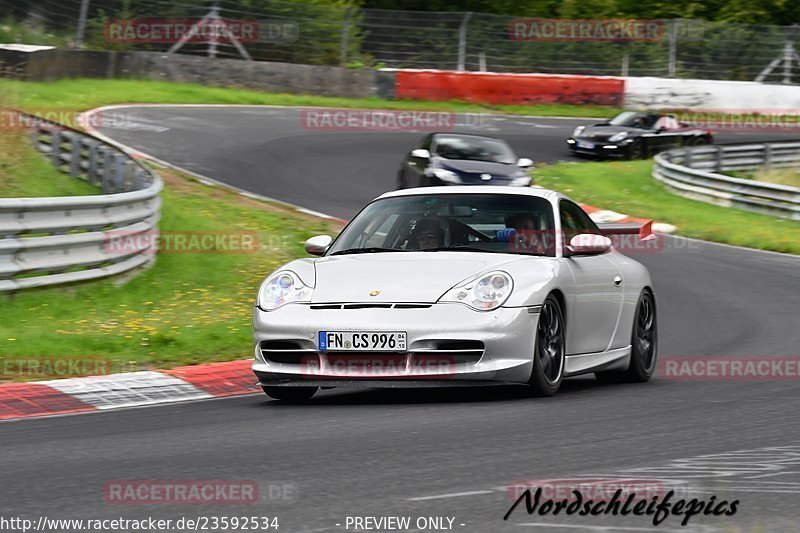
[252,186,657,401]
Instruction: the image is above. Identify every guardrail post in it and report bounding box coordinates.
[764,143,772,169]
[102,149,114,193]
[87,141,99,185]
[114,155,126,193]
[684,147,693,168]
[70,136,81,178]
[715,145,723,172]
[50,129,61,166]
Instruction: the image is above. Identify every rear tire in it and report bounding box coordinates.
[595,289,657,383]
[528,295,566,396]
[261,386,318,402]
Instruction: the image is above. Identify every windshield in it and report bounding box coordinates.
[432,136,516,164]
[608,111,655,129]
[327,193,555,257]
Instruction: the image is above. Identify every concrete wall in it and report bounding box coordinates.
[624,76,800,111]
[4,48,800,111]
[0,49,397,99]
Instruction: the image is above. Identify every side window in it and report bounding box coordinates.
[421,134,433,151]
[559,200,600,241]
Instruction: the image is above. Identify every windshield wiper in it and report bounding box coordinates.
[421,246,496,253]
[330,247,400,256]
[421,246,547,256]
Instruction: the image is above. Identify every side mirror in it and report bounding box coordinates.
[304,235,333,256]
[411,148,431,159]
[565,234,612,256]
[517,157,534,169]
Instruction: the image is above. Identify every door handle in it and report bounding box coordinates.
[613,276,622,286]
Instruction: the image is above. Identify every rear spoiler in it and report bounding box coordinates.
[597,220,655,240]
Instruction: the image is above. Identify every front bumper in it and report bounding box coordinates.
[252,303,538,387]
[567,137,629,158]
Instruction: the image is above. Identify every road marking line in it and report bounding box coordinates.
[744,471,799,479]
[408,490,494,501]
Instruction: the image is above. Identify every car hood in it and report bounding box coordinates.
[577,125,640,141]
[436,159,519,181]
[311,252,519,303]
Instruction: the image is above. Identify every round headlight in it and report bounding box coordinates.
[257,270,312,310]
[431,168,462,184]
[439,271,513,311]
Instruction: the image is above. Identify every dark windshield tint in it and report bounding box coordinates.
[608,112,657,129]
[432,135,516,164]
[328,193,555,257]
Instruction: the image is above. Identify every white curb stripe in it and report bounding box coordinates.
[588,209,628,223]
[41,371,212,410]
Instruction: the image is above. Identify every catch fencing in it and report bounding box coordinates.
[0,113,162,291]
[3,0,800,82]
[653,143,800,220]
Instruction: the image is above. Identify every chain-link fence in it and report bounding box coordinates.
[2,0,800,83]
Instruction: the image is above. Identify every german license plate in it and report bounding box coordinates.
[577,140,595,149]
[319,331,407,352]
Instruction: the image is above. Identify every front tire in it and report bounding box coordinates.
[396,167,408,190]
[528,295,566,396]
[627,139,646,160]
[596,289,657,383]
[261,386,318,402]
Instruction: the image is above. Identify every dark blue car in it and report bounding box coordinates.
[397,133,534,189]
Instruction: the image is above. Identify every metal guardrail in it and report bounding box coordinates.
[0,113,163,292]
[653,143,800,221]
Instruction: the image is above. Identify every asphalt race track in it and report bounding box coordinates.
[3,106,800,533]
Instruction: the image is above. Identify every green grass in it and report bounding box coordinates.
[0,132,100,197]
[0,78,620,118]
[533,160,800,254]
[0,166,340,380]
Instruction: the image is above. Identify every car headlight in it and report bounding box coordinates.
[572,126,585,137]
[609,131,628,142]
[439,271,513,311]
[257,270,312,310]
[431,168,462,184]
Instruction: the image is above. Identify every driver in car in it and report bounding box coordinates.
[410,218,445,250]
